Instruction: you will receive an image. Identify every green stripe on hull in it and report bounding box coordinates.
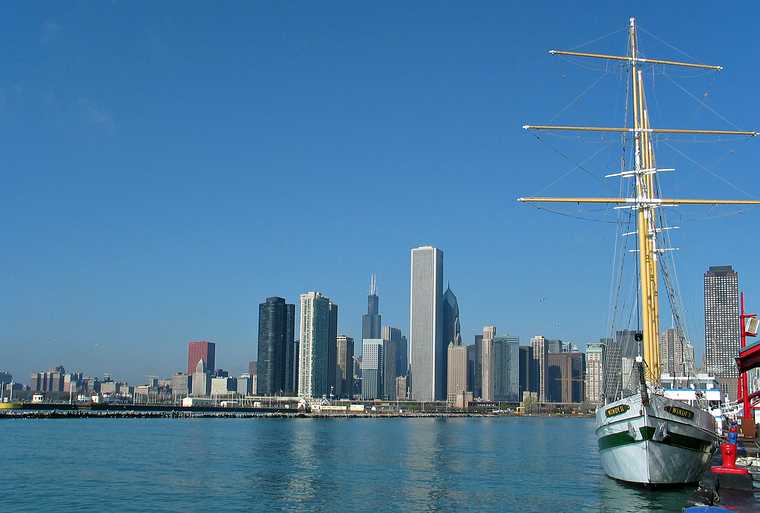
[598,426,713,453]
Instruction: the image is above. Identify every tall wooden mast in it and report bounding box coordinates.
[519,17,760,384]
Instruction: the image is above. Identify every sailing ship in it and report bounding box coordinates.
[519,18,759,485]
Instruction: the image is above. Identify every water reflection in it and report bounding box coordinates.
[3,417,757,513]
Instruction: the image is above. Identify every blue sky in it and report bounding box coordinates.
[3,2,760,384]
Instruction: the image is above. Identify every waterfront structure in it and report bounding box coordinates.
[659,327,686,377]
[704,265,740,399]
[298,292,332,398]
[409,246,444,401]
[361,339,384,400]
[447,342,467,402]
[248,361,258,395]
[187,341,216,376]
[362,274,382,339]
[257,297,295,396]
[481,326,496,401]
[530,336,547,402]
[191,359,211,397]
[493,336,519,402]
[546,351,585,403]
[336,335,354,399]
[585,343,606,405]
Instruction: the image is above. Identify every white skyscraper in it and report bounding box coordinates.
[481,325,496,401]
[410,246,444,401]
[298,292,331,398]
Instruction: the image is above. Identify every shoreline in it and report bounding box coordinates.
[0,409,594,420]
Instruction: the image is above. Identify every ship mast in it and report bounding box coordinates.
[519,17,760,384]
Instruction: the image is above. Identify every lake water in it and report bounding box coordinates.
[1,416,753,512]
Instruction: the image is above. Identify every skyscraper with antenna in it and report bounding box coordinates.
[362,274,382,340]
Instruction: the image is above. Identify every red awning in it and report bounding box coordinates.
[737,339,760,373]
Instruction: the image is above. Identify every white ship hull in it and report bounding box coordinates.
[595,393,718,485]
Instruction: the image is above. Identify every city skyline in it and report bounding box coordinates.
[5,4,760,385]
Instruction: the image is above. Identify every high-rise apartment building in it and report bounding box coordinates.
[361,339,384,400]
[410,246,444,401]
[336,335,355,399]
[447,342,468,402]
[257,297,295,396]
[298,292,332,398]
[493,336,519,402]
[362,274,382,339]
[585,343,606,404]
[481,326,496,401]
[530,335,547,402]
[704,265,740,399]
[187,341,216,376]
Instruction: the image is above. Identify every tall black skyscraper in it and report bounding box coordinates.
[362,274,382,340]
[327,301,339,397]
[257,297,295,395]
[704,265,740,399]
[441,286,461,346]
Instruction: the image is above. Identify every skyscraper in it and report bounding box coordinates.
[327,301,339,397]
[493,336,519,402]
[585,342,606,404]
[447,342,467,402]
[361,339,384,400]
[704,265,740,399]
[188,341,216,376]
[362,274,382,339]
[603,331,637,401]
[473,334,483,397]
[257,297,295,396]
[382,325,406,397]
[467,344,478,394]
[547,351,585,403]
[659,327,686,377]
[518,345,538,397]
[285,307,297,394]
[441,286,462,346]
[191,359,211,397]
[410,246,444,401]
[530,335,547,402]
[298,292,332,398]
[336,335,354,399]
[481,326,496,401]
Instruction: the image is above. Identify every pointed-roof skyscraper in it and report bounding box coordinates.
[362,274,382,340]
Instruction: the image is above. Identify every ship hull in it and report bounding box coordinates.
[595,393,718,485]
